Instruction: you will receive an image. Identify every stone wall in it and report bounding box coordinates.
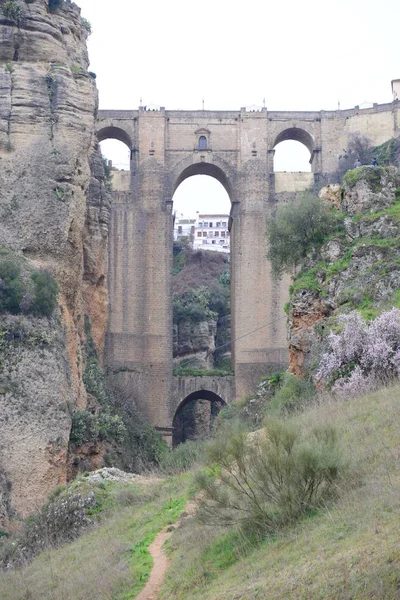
[99,98,400,427]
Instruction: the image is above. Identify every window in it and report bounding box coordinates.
[212,240,216,244]
[215,231,219,237]
[221,231,226,237]
[222,221,227,228]
[216,221,221,227]
[209,222,213,228]
[208,232,213,238]
[202,240,208,244]
[178,226,182,234]
[197,232,202,237]
[203,232,207,237]
[198,221,203,227]
[199,136,207,150]
[219,239,224,244]
[191,226,195,234]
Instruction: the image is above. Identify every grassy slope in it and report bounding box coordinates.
[160,386,400,600]
[0,475,192,600]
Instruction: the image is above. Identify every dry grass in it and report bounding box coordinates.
[0,475,192,600]
[160,385,400,599]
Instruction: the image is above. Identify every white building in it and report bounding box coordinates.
[173,214,196,241]
[193,213,230,253]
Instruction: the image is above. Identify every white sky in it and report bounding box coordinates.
[77,0,400,217]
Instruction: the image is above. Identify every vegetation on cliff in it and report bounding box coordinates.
[172,241,231,373]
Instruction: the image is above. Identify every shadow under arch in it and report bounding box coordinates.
[172,390,226,447]
[173,162,234,201]
[97,125,132,149]
[273,127,315,155]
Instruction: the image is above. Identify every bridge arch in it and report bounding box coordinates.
[97,125,132,149]
[171,159,236,202]
[273,127,315,154]
[172,389,226,447]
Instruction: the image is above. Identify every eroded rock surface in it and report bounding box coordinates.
[0,0,109,522]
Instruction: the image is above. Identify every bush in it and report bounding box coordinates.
[0,260,25,314]
[0,488,100,569]
[173,286,217,324]
[48,0,63,12]
[270,372,316,414]
[317,308,400,395]
[196,420,344,536]
[266,193,343,279]
[159,439,208,474]
[1,0,25,25]
[70,409,126,447]
[31,270,59,317]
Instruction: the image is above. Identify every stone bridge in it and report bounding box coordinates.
[98,99,400,432]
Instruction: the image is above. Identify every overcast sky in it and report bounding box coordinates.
[77,0,400,216]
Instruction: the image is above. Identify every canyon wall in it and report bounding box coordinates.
[0,0,109,526]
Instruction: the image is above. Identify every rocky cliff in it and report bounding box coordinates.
[287,165,400,377]
[0,0,109,526]
[172,245,231,372]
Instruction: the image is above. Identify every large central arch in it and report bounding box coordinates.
[173,162,234,201]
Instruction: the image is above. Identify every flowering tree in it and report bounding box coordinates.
[317,309,400,395]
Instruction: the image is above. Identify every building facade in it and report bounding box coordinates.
[193,213,230,253]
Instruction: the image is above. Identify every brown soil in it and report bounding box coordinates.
[135,499,198,599]
[135,527,173,600]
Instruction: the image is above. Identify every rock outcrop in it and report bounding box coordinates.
[0,0,109,525]
[287,166,400,377]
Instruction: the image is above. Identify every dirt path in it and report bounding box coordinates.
[135,527,173,600]
[135,500,197,600]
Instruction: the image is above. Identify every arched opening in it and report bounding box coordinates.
[172,169,232,376]
[97,126,132,177]
[173,390,226,447]
[273,128,314,173]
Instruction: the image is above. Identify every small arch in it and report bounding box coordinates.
[173,162,233,201]
[273,127,314,154]
[97,125,132,150]
[173,390,226,447]
[199,135,207,150]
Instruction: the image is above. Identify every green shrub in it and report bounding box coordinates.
[69,409,126,447]
[269,372,316,414]
[48,0,63,12]
[31,270,59,317]
[196,420,344,536]
[81,16,91,35]
[0,260,25,314]
[69,410,97,446]
[173,286,217,324]
[1,0,25,25]
[266,193,343,279]
[160,439,208,474]
[83,359,108,403]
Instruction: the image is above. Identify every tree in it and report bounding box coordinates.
[266,193,341,279]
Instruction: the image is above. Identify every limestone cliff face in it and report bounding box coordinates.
[287,167,400,376]
[173,318,217,370]
[0,0,109,525]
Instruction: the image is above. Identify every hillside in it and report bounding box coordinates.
[1,385,399,599]
[287,164,400,376]
[160,385,400,599]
